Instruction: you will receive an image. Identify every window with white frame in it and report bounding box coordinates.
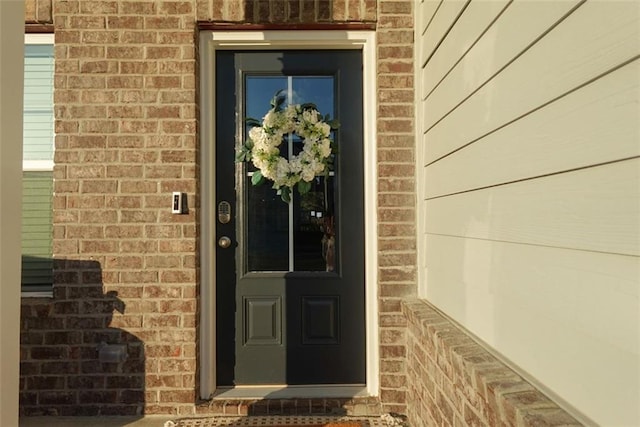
[22,33,54,293]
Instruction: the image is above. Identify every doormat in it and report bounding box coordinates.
[165,414,406,427]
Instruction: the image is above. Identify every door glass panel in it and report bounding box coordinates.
[244,75,337,273]
[246,174,290,271]
[246,77,289,271]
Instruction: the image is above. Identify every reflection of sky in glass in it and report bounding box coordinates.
[246,77,287,121]
[292,77,334,117]
[245,76,334,121]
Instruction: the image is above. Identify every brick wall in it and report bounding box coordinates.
[20,0,418,418]
[25,0,53,24]
[375,0,416,416]
[403,300,582,426]
[22,0,200,416]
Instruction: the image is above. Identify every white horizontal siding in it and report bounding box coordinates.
[423,0,639,165]
[416,0,440,39]
[426,159,640,256]
[420,0,510,100]
[23,44,54,163]
[21,171,53,287]
[419,0,468,68]
[424,59,640,198]
[420,0,581,105]
[416,1,640,425]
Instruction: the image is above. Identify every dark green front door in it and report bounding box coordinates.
[215,50,365,385]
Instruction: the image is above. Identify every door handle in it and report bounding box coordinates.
[218,236,232,249]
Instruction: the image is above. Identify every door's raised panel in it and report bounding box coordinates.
[243,297,282,345]
[302,296,340,345]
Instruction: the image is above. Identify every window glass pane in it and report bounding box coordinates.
[245,76,288,124]
[244,76,337,273]
[291,77,336,272]
[291,77,333,120]
[294,175,336,272]
[246,175,290,271]
[246,77,290,271]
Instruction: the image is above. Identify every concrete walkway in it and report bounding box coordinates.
[19,416,173,427]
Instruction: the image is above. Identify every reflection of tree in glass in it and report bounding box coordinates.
[300,191,324,214]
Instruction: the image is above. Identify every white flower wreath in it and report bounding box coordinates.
[236,91,339,203]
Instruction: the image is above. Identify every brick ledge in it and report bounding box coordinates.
[401,299,582,426]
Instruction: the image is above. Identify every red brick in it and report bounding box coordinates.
[145,46,181,61]
[144,16,182,29]
[378,178,415,193]
[68,46,105,59]
[378,164,415,178]
[79,90,116,104]
[80,120,118,134]
[107,76,144,89]
[378,208,415,223]
[147,374,182,388]
[79,60,117,74]
[160,270,195,283]
[104,225,143,238]
[159,300,196,314]
[121,31,157,44]
[379,89,414,104]
[107,16,144,29]
[106,136,144,148]
[81,31,119,44]
[378,46,414,61]
[379,1,412,14]
[79,1,117,14]
[379,193,415,208]
[120,1,157,14]
[147,106,181,119]
[68,75,106,89]
[69,16,106,29]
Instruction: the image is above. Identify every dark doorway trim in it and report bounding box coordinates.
[197,22,376,32]
[25,24,54,33]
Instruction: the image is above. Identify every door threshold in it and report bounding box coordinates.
[212,385,369,399]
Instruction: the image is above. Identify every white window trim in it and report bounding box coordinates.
[24,33,54,45]
[23,160,54,171]
[199,30,379,400]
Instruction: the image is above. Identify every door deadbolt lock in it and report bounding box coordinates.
[218,201,231,224]
[218,236,232,249]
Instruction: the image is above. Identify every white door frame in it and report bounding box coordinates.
[199,30,378,400]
